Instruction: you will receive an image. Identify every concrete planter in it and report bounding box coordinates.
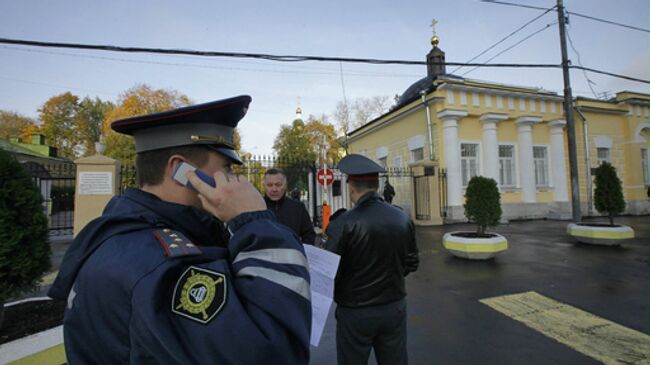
[443,232,508,260]
[0,298,66,365]
[567,223,635,246]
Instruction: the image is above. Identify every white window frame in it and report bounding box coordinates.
[596,147,610,165]
[533,145,550,187]
[411,147,424,162]
[460,142,481,187]
[408,135,426,162]
[498,144,517,188]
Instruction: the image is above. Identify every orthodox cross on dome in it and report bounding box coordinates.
[430,18,439,47]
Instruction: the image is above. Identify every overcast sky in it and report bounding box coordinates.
[1,0,648,155]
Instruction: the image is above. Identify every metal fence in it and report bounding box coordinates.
[117,157,418,228]
[22,161,76,236]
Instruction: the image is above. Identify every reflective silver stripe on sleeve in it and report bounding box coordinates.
[236,266,311,301]
[233,248,308,269]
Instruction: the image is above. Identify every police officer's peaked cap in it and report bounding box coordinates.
[111,95,251,164]
[338,154,386,178]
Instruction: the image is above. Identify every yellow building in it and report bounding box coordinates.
[347,37,650,225]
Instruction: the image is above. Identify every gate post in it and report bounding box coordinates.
[73,154,121,236]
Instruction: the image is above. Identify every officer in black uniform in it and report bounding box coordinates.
[49,96,311,364]
[323,154,419,365]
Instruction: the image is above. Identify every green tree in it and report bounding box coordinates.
[594,161,626,225]
[273,115,341,165]
[0,111,38,141]
[104,84,192,167]
[39,92,80,159]
[76,97,114,156]
[0,149,50,327]
[464,176,502,235]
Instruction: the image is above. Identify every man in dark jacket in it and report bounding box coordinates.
[49,96,311,364]
[324,154,419,365]
[264,168,316,244]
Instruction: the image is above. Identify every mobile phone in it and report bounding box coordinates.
[172,161,216,191]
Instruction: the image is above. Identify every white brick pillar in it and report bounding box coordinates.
[549,120,568,202]
[438,109,468,207]
[516,116,542,203]
[479,113,509,183]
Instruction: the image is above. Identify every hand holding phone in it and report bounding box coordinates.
[172,161,216,191]
[187,169,267,222]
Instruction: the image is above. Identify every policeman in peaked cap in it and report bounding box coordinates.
[50,96,311,364]
[324,153,419,365]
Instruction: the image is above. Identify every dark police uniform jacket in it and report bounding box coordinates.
[324,192,418,308]
[49,188,311,364]
[265,195,316,245]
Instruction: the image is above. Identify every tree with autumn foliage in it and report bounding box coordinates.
[39,92,80,159]
[0,111,38,142]
[103,85,193,167]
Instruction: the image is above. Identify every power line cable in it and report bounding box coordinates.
[480,0,550,11]
[0,37,557,67]
[565,27,599,98]
[462,21,558,76]
[451,3,556,74]
[0,37,647,84]
[568,11,650,33]
[0,45,422,79]
[482,0,650,33]
[571,66,649,84]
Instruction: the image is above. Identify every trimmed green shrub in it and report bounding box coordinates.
[0,149,51,316]
[594,161,625,225]
[464,176,502,234]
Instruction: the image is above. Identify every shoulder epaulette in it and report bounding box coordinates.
[153,228,202,258]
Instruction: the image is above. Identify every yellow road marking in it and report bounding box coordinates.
[480,291,649,365]
[7,344,66,365]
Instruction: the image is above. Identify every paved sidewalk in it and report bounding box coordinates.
[310,216,649,365]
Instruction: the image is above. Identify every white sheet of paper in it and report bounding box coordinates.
[303,244,340,347]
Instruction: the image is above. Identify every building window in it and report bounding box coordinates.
[533,146,549,186]
[411,147,424,162]
[596,147,610,165]
[498,145,516,187]
[394,156,403,168]
[461,143,480,186]
[378,156,387,168]
[642,148,649,186]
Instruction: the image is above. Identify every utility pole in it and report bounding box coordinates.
[557,0,582,222]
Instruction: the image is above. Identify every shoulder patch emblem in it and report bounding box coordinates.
[172,266,227,324]
[153,228,202,258]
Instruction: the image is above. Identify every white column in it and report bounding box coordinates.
[516,116,542,203]
[549,120,568,202]
[438,109,468,207]
[480,113,509,183]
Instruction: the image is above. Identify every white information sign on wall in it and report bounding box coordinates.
[78,172,113,195]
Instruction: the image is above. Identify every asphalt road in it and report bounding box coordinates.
[310,216,649,365]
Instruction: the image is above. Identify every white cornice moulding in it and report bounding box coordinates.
[515,116,543,125]
[437,109,469,120]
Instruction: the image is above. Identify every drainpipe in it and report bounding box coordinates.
[421,90,435,160]
[575,107,593,216]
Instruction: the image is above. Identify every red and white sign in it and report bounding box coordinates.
[316,169,334,186]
